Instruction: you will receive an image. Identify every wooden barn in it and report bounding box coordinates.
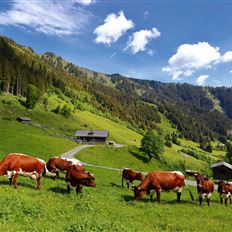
[75,130,109,144]
[210,161,232,180]
[17,117,31,124]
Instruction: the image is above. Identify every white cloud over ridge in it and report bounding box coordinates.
[94,11,134,45]
[0,0,91,36]
[163,42,232,80]
[74,0,95,5]
[196,75,209,86]
[125,27,160,54]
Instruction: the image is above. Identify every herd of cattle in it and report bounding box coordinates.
[0,153,232,206]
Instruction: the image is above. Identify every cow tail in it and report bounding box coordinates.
[185,180,194,201]
[42,165,47,177]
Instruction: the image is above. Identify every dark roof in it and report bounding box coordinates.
[210,161,232,170]
[17,117,31,121]
[75,130,109,138]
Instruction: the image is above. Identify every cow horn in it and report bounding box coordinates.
[137,187,141,190]
[90,173,95,178]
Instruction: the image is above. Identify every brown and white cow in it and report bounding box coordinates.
[217,180,232,206]
[186,170,214,206]
[0,153,46,190]
[46,157,84,179]
[134,171,193,204]
[122,168,145,188]
[65,164,96,194]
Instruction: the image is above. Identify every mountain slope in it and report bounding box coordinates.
[1,36,232,143]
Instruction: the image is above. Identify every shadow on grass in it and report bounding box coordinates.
[48,186,69,195]
[0,180,38,190]
[18,99,26,107]
[110,182,122,189]
[129,150,149,163]
[44,176,65,181]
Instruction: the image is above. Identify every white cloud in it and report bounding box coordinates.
[94,11,134,45]
[163,41,232,80]
[73,0,95,5]
[147,49,154,56]
[219,51,232,63]
[0,0,91,36]
[229,70,232,74]
[110,52,117,58]
[196,75,209,86]
[163,42,220,80]
[144,11,149,19]
[125,28,160,54]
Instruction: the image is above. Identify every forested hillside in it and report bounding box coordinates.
[1,36,232,143]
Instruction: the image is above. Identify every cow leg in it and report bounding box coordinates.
[13,173,19,189]
[177,192,181,202]
[206,198,210,206]
[199,196,203,205]
[156,188,161,204]
[76,185,83,194]
[37,176,41,190]
[56,171,59,179]
[126,180,130,189]
[9,176,13,186]
[230,197,232,204]
[220,196,223,205]
[67,182,71,193]
[150,193,153,202]
[225,198,228,206]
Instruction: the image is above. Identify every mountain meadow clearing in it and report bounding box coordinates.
[0,93,231,231]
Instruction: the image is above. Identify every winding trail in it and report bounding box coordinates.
[61,145,206,187]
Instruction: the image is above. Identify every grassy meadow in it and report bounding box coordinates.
[0,166,231,232]
[0,93,230,231]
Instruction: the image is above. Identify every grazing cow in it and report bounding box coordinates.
[186,170,214,206]
[65,164,96,194]
[217,180,232,206]
[122,168,145,188]
[46,157,84,178]
[134,171,193,204]
[0,153,46,190]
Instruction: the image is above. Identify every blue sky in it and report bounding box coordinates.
[1,0,232,86]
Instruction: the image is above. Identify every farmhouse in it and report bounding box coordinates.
[75,130,109,144]
[16,117,31,124]
[210,161,232,180]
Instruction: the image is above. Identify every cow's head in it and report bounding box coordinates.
[85,173,96,187]
[137,172,145,181]
[217,180,229,194]
[133,186,146,200]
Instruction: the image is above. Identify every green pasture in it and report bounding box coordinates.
[76,145,210,174]
[0,166,231,232]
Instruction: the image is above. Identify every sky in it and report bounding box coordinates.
[1,0,232,87]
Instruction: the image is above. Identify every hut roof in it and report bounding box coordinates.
[210,161,232,170]
[75,130,109,138]
[17,117,31,121]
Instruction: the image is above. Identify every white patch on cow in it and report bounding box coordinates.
[161,187,183,193]
[67,182,73,188]
[201,193,211,199]
[221,193,231,199]
[5,170,16,179]
[60,157,82,166]
[171,171,184,176]
[36,158,46,164]
[18,168,39,180]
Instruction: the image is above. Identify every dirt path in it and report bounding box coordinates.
[61,145,201,187]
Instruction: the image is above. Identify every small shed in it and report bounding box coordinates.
[210,161,232,180]
[75,130,109,144]
[17,117,31,124]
